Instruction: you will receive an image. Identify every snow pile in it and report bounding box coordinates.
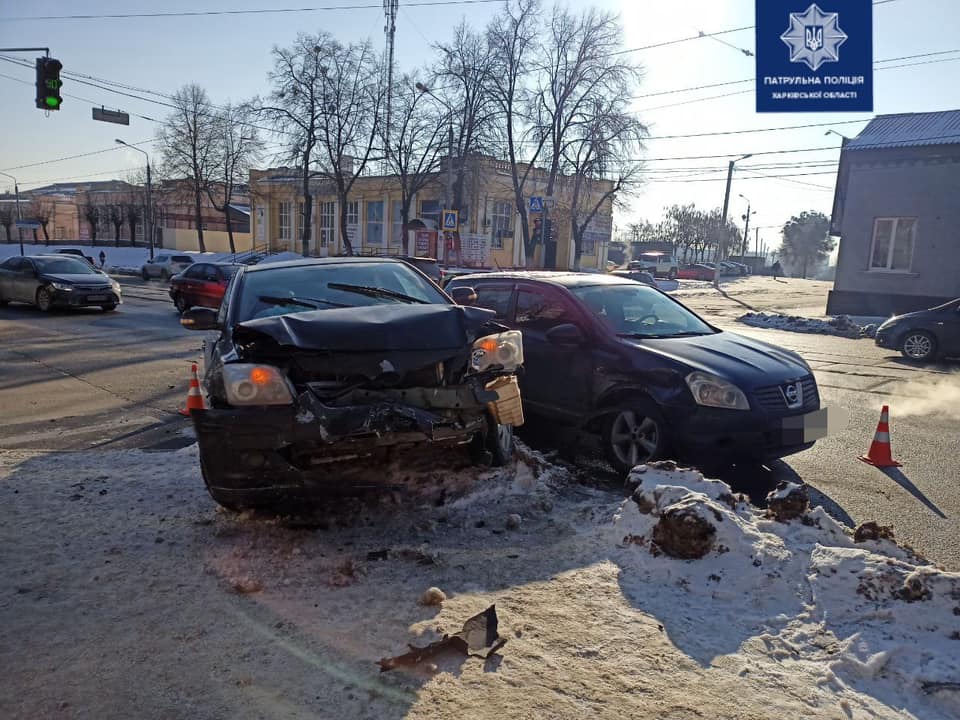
[608,463,960,719]
[738,311,878,338]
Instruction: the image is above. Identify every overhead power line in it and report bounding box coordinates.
[4,0,503,21]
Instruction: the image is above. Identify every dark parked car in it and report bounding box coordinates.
[168,262,242,314]
[0,255,122,312]
[54,248,96,265]
[875,298,960,362]
[180,257,524,510]
[397,256,444,285]
[446,271,824,473]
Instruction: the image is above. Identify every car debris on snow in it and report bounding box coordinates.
[378,605,506,672]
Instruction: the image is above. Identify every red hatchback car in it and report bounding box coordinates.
[169,262,241,314]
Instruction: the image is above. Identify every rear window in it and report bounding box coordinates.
[172,256,193,264]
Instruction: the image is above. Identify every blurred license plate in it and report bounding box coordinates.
[782,408,833,443]
[86,295,107,302]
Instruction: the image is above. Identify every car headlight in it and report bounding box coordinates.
[223,364,294,406]
[877,317,898,332]
[110,280,121,292]
[685,371,750,410]
[470,331,524,373]
[50,281,73,292]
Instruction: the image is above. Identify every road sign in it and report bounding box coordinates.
[544,196,555,209]
[92,107,130,125]
[442,209,458,230]
[15,220,41,229]
[528,196,544,213]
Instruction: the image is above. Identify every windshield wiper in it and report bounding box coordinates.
[258,294,348,309]
[618,331,710,339]
[326,283,427,304]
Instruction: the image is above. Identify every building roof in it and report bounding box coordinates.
[845,110,960,151]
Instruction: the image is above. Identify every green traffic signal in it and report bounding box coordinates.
[45,97,61,108]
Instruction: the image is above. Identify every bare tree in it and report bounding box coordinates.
[260,33,382,257]
[124,200,143,246]
[82,204,101,245]
[156,84,222,252]
[206,103,263,254]
[104,204,124,246]
[486,0,545,264]
[384,73,446,248]
[434,22,499,214]
[561,96,646,269]
[28,198,52,243]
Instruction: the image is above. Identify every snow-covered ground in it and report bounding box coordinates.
[738,311,887,339]
[2,444,957,719]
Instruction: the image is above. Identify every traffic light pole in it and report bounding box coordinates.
[0,170,23,256]
[0,47,50,55]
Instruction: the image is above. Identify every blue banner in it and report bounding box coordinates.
[756,1,873,112]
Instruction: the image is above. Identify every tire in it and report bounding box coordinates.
[668,268,678,280]
[36,287,54,312]
[141,268,150,280]
[901,330,937,362]
[472,413,514,467]
[174,293,190,314]
[0,296,8,306]
[101,303,117,312]
[602,398,671,474]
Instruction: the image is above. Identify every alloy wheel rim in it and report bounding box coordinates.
[610,410,659,467]
[38,290,51,310]
[904,334,931,358]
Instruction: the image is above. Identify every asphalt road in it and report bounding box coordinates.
[1,276,958,569]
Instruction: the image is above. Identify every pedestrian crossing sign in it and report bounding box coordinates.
[442,209,458,230]
[528,196,544,212]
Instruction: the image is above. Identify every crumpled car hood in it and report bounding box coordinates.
[233,303,498,353]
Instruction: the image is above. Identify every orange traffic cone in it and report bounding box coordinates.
[179,362,205,416]
[858,405,901,467]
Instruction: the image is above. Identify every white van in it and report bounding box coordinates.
[631,252,679,279]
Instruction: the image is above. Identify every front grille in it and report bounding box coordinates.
[74,285,111,293]
[753,376,819,414]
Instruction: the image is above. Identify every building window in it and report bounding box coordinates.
[491,201,513,250]
[366,200,384,245]
[278,201,292,240]
[318,201,335,247]
[420,199,441,227]
[870,217,916,272]
[391,200,404,246]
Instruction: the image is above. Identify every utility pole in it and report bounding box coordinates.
[0,170,23,256]
[739,193,753,259]
[714,154,751,288]
[382,0,398,168]
[115,139,154,259]
[415,82,455,265]
[754,227,760,258]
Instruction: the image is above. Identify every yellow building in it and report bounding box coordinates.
[248,154,614,271]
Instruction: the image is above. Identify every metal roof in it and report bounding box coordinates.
[845,110,960,151]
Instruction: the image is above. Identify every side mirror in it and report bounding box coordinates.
[450,286,478,306]
[180,307,219,331]
[546,323,585,346]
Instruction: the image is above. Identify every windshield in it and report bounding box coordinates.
[34,258,98,275]
[573,284,715,338]
[234,261,449,323]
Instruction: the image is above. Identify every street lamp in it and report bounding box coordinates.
[116,139,154,259]
[714,153,752,288]
[824,129,849,140]
[0,170,23,256]
[416,81,455,265]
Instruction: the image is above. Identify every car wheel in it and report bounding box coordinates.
[141,268,150,280]
[0,296,8,306]
[472,414,514,467]
[36,287,54,312]
[668,268,678,280]
[174,293,190,314]
[101,303,117,312]
[901,330,937,362]
[603,399,671,474]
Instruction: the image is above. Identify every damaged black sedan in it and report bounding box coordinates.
[180,257,524,509]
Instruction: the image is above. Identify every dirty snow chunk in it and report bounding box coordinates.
[854,521,896,543]
[627,464,736,511]
[652,499,717,559]
[420,587,447,606]
[765,482,809,522]
[737,311,866,339]
[505,513,522,530]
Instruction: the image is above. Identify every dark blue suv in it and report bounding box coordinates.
[446,271,825,473]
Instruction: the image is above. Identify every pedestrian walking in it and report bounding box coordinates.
[772,260,782,280]
[99,250,106,269]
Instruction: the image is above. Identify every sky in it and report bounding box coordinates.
[1,0,959,252]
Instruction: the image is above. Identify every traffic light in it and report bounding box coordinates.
[532,217,543,244]
[35,57,63,111]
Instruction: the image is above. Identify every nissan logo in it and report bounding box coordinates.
[781,382,803,408]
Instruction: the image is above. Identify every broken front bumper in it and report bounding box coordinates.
[192,380,519,498]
